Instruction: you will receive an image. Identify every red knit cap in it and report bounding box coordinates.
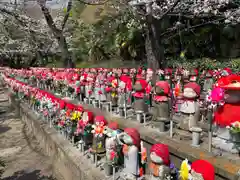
[124,128,140,148]
[184,82,201,96]
[76,106,83,112]
[120,75,131,83]
[150,143,170,166]
[218,74,240,90]
[87,111,94,123]
[59,100,65,109]
[108,122,119,130]
[191,160,215,180]
[164,68,172,75]
[95,115,107,126]
[155,81,170,95]
[66,103,75,110]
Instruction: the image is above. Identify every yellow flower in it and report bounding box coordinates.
[71,112,76,121]
[180,51,185,58]
[71,111,82,121]
[111,92,117,97]
[179,159,191,180]
[76,111,81,120]
[121,42,126,47]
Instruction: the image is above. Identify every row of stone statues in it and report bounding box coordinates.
[4,67,240,155]
[2,72,217,180]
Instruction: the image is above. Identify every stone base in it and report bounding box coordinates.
[212,137,239,154]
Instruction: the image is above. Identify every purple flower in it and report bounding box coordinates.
[170,163,175,169]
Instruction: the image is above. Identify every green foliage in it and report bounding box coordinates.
[70,1,240,69]
[71,6,144,62]
[63,8,73,17]
[164,21,240,59]
[165,57,240,72]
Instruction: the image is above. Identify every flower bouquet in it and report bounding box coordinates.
[227,121,240,133]
[226,121,240,143]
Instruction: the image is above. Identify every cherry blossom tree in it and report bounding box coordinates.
[37,0,75,67]
[128,0,240,71]
[0,0,74,67]
[0,3,58,67]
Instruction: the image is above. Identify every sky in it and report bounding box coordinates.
[0,0,68,9]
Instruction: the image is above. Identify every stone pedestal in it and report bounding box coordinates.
[133,98,148,113]
[190,127,202,147]
[104,163,113,176]
[118,93,126,108]
[212,127,240,154]
[152,101,170,132]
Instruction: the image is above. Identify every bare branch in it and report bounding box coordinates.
[61,0,72,30]
[157,0,180,20]
[161,18,225,38]
[77,0,111,6]
[37,1,62,38]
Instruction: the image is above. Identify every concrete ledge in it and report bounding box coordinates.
[19,102,106,180]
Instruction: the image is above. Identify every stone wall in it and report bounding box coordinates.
[9,96,106,180]
[9,94,240,180]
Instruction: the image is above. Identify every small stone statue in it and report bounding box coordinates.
[164,68,172,87]
[180,159,214,180]
[212,75,240,153]
[110,74,119,107]
[76,111,94,151]
[91,116,108,154]
[79,72,88,101]
[118,75,129,110]
[133,77,148,113]
[117,128,145,179]
[189,69,198,82]
[104,122,121,176]
[149,143,171,180]
[105,73,114,103]
[152,81,170,132]
[95,72,107,103]
[203,70,214,93]
[180,82,201,130]
[85,73,95,100]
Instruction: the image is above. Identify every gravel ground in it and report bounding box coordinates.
[0,89,55,180]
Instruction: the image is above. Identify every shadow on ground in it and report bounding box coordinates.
[0,125,11,134]
[0,109,19,125]
[1,170,56,180]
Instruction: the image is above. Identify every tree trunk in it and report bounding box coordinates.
[38,2,75,68]
[145,15,165,83]
[16,55,21,68]
[58,35,74,68]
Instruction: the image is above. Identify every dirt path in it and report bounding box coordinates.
[0,89,55,180]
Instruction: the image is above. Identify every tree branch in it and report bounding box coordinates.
[166,12,224,19]
[161,18,225,38]
[61,0,72,30]
[77,0,110,6]
[157,0,181,21]
[37,0,62,38]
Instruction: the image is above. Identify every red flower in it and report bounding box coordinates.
[110,151,116,161]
